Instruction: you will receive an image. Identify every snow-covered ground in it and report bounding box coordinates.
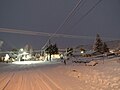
[0,57,120,90]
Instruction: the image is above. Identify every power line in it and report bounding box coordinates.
[1,28,116,40]
[71,0,103,29]
[41,0,85,49]
[0,28,118,48]
[0,28,51,36]
[54,0,84,32]
[66,0,87,26]
[42,0,103,49]
[0,28,95,39]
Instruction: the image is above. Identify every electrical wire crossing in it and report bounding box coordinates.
[41,0,85,49]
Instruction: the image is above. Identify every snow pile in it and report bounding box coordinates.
[66,59,120,90]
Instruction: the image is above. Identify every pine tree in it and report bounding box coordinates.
[45,44,53,61]
[45,44,59,60]
[103,42,109,53]
[52,44,58,54]
[93,34,103,54]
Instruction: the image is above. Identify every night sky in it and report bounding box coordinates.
[0,0,120,49]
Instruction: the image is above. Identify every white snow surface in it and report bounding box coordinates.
[0,57,120,90]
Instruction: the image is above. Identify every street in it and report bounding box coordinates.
[0,62,81,90]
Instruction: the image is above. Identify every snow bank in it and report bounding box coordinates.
[65,58,120,90]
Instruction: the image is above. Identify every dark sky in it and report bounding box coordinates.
[0,0,120,49]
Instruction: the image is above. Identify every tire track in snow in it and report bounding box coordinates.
[26,70,52,90]
[2,72,24,90]
[38,70,63,90]
[0,72,9,83]
[2,73,15,90]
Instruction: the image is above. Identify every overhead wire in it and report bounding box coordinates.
[2,27,116,41]
[65,0,87,26]
[0,28,51,36]
[70,0,103,30]
[0,0,118,49]
[41,0,85,49]
[0,0,117,49]
[0,28,95,39]
[0,27,118,49]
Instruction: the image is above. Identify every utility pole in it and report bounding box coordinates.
[48,39,51,46]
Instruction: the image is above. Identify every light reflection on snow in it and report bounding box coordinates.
[12,61,47,65]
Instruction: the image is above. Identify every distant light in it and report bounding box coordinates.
[110,50,114,53]
[81,51,84,54]
[51,54,60,59]
[4,54,9,61]
[20,48,24,52]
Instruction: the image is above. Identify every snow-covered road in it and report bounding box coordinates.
[0,61,81,90]
[0,71,62,90]
[0,58,120,90]
[0,62,63,90]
